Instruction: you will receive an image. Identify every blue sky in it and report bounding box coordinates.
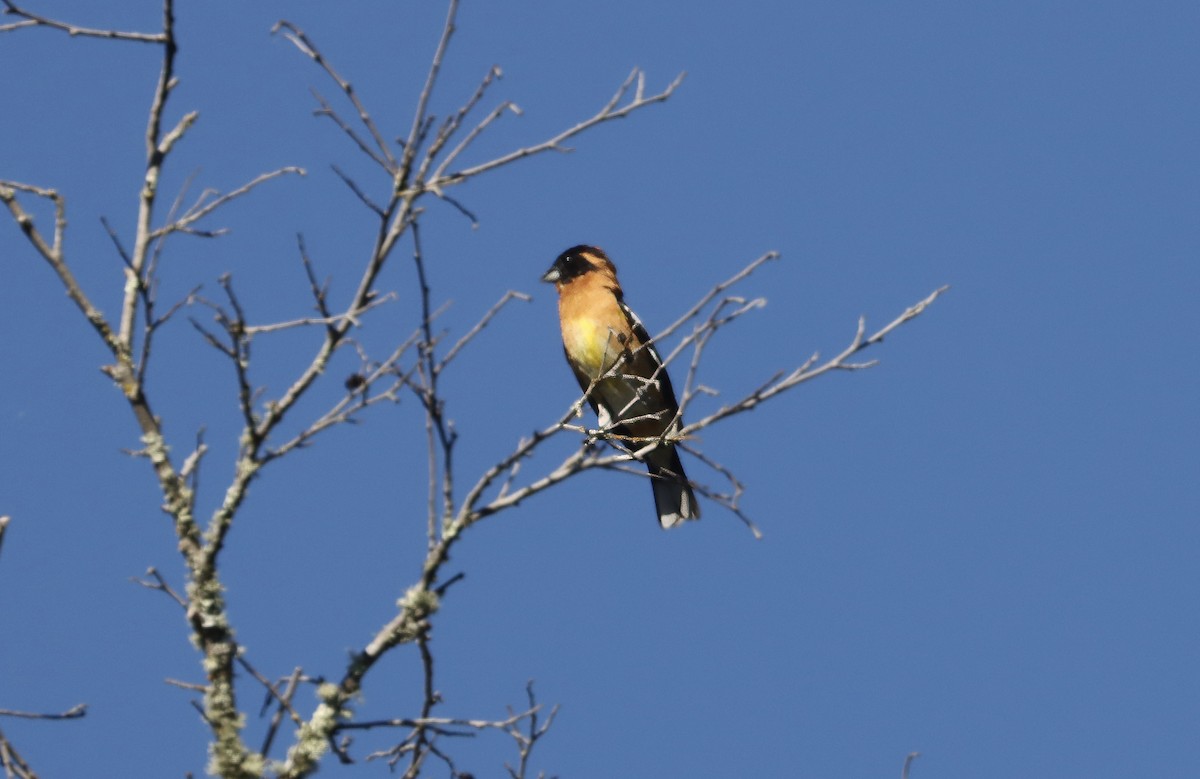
[2,1,1198,777]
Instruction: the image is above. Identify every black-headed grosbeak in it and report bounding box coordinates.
[542,245,700,528]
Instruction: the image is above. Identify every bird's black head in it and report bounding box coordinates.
[541,245,613,284]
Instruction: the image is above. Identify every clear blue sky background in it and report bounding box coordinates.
[2,1,1197,777]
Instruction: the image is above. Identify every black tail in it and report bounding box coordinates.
[647,445,700,529]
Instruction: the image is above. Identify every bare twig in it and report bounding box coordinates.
[400,0,460,180]
[418,64,505,186]
[149,167,305,239]
[131,566,187,609]
[683,284,951,432]
[353,686,555,779]
[262,330,421,461]
[427,99,520,187]
[348,706,538,734]
[242,293,396,336]
[503,682,558,779]
[165,678,207,693]
[402,626,440,779]
[272,20,396,171]
[436,290,531,374]
[677,444,760,539]
[0,1,165,41]
[0,182,118,350]
[429,67,686,189]
[330,164,385,216]
[409,222,457,547]
[120,0,185,347]
[259,667,305,758]
[0,705,86,721]
[296,234,334,323]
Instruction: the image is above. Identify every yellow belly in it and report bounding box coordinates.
[564,316,621,378]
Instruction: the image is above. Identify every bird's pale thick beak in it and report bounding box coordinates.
[541,266,560,283]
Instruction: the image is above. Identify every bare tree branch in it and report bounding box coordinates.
[429,67,686,190]
[131,566,188,609]
[400,0,460,180]
[503,682,558,779]
[436,290,531,374]
[0,182,118,351]
[149,167,305,240]
[272,20,396,171]
[120,0,184,346]
[0,0,165,41]
[420,64,504,182]
[683,284,951,432]
[353,683,557,779]
[259,667,305,760]
[344,707,537,733]
[0,705,87,721]
[903,751,922,779]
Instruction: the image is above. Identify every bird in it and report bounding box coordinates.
[541,245,700,528]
